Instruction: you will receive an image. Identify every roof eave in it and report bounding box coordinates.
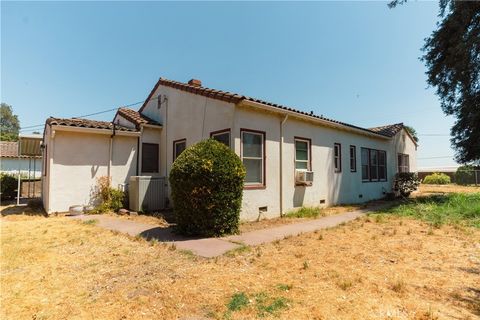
[238,100,391,140]
[49,124,140,137]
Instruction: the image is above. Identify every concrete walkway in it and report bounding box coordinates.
[70,204,389,258]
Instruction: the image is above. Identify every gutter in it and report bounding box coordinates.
[50,125,141,137]
[238,100,391,140]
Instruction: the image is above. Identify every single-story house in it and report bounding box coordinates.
[42,77,417,219]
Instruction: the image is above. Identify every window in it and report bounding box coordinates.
[361,148,369,180]
[210,129,230,147]
[241,129,265,187]
[349,145,356,172]
[398,153,410,173]
[334,143,341,172]
[173,139,186,161]
[361,147,387,182]
[142,143,159,173]
[295,138,311,170]
[370,149,378,181]
[378,151,386,180]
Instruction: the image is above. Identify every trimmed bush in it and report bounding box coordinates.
[393,172,420,197]
[169,139,246,237]
[423,172,451,185]
[0,173,17,200]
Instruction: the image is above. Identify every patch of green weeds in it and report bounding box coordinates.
[225,244,251,257]
[276,283,292,292]
[284,206,325,219]
[82,219,98,225]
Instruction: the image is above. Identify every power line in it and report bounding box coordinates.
[418,156,454,160]
[19,98,147,132]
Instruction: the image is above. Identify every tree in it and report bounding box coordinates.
[389,1,480,163]
[0,103,20,141]
[404,125,419,143]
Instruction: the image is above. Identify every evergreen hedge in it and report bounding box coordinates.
[169,139,246,237]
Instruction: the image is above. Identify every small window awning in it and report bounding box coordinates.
[18,134,43,157]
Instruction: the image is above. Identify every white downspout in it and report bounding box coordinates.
[279,114,288,216]
[108,123,116,181]
[108,136,113,179]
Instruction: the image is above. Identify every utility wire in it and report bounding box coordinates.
[19,98,149,132]
[418,156,454,160]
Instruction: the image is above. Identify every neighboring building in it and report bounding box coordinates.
[417,166,459,182]
[0,141,42,176]
[42,77,417,218]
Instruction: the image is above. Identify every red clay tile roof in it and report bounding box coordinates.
[0,141,41,158]
[117,107,161,128]
[368,123,404,137]
[46,117,137,132]
[139,77,400,138]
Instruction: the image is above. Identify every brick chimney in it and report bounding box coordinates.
[188,78,202,87]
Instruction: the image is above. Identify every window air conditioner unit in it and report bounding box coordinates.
[295,170,314,184]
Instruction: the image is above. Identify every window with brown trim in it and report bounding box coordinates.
[397,153,410,173]
[334,143,342,172]
[173,139,186,162]
[361,147,387,182]
[295,137,311,171]
[241,129,265,188]
[210,129,231,147]
[142,143,159,173]
[350,145,356,172]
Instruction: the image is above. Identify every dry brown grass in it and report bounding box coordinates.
[416,184,480,196]
[2,214,479,319]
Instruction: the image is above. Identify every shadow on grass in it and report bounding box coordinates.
[0,199,47,217]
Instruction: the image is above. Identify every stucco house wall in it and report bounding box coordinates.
[42,77,418,220]
[42,126,138,213]
[139,81,418,220]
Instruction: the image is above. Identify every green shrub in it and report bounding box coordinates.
[455,165,478,185]
[0,173,17,199]
[393,172,420,197]
[423,172,451,185]
[93,176,126,213]
[169,139,245,237]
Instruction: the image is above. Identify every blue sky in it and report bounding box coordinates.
[1,1,456,167]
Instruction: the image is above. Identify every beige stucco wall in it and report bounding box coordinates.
[43,128,138,213]
[141,84,236,188]
[139,84,418,221]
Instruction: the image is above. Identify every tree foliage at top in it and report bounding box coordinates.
[390,0,480,163]
[404,125,419,143]
[0,103,20,141]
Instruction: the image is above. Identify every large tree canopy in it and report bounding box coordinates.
[390,0,480,163]
[0,103,20,141]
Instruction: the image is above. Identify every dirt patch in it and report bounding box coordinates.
[2,215,478,319]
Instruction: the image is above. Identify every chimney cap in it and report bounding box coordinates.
[188,79,202,87]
